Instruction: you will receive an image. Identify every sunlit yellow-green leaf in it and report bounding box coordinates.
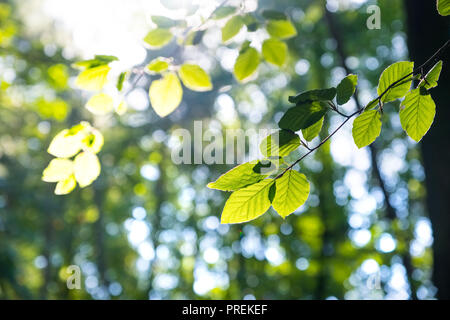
[352,110,382,148]
[146,57,170,74]
[115,100,128,115]
[233,47,260,82]
[75,65,110,91]
[222,15,245,42]
[302,116,324,141]
[266,19,297,39]
[54,175,77,195]
[143,28,173,48]
[73,152,101,188]
[400,88,436,142]
[208,161,266,191]
[272,170,310,218]
[81,128,104,154]
[419,60,442,89]
[262,38,287,67]
[221,179,274,224]
[42,158,74,182]
[178,64,212,92]
[260,130,300,157]
[149,72,183,117]
[47,129,82,158]
[377,61,414,103]
[437,0,450,15]
[85,93,114,115]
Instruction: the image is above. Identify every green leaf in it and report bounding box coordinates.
[419,60,442,89]
[272,170,310,218]
[85,93,114,115]
[42,158,74,183]
[222,15,245,42]
[262,38,287,67]
[207,161,267,191]
[288,88,336,104]
[48,129,82,158]
[146,57,170,74]
[377,61,414,103]
[54,175,77,195]
[178,64,213,92]
[75,65,110,91]
[143,28,173,48]
[260,130,300,157]
[149,72,183,117]
[151,15,180,28]
[212,6,236,19]
[437,0,450,15]
[233,47,260,82]
[266,19,297,39]
[73,152,101,188]
[400,88,436,142]
[184,30,204,46]
[221,179,274,224]
[302,116,324,141]
[336,74,358,105]
[116,71,127,91]
[81,127,104,154]
[262,10,287,20]
[278,101,328,131]
[73,55,118,70]
[352,110,382,148]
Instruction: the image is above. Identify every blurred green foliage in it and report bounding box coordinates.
[0,0,436,299]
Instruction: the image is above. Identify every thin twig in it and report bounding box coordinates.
[276,40,449,180]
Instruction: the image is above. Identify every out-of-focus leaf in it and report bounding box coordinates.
[178,64,213,92]
[73,152,101,188]
[262,38,287,67]
[149,72,183,117]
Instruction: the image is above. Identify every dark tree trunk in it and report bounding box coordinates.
[404,1,450,299]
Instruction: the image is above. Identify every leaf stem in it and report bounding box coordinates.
[276,39,449,180]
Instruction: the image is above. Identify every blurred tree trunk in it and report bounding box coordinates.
[405,1,450,299]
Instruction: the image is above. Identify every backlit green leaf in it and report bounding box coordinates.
[42,158,74,183]
[400,88,436,142]
[260,130,300,157]
[212,6,236,20]
[73,152,101,188]
[149,72,183,117]
[222,15,244,42]
[272,170,310,218]
[207,161,266,191]
[302,116,324,141]
[336,74,358,105]
[419,60,442,89]
[233,47,260,82]
[266,19,297,39]
[288,88,336,104]
[437,0,450,15]
[116,71,127,91]
[75,65,110,91]
[352,109,382,148]
[85,93,114,115]
[262,38,287,67]
[178,64,213,92]
[48,129,82,158]
[55,175,77,195]
[146,57,170,74]
[377,61,414,103]
[221,179,274,224]
[143,28,173,48]
[278,101,328,131]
